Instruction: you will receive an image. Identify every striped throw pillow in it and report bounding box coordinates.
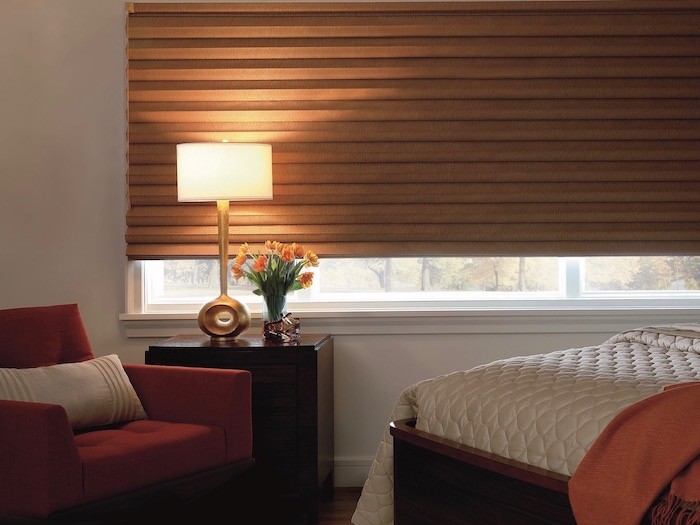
[0,354,147,430]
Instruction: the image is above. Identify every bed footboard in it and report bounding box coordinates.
[390,418,575,525]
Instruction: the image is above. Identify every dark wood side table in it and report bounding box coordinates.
[145,333,334,524]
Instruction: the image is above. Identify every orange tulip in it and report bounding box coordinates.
[280,245,295,263]
[234,252,247,265]
[304,250,319,267]
[292,243,305,258]
[239,242,249,254]
[298,272,314,288]
[231,264,244,280]
[253,255,268,272]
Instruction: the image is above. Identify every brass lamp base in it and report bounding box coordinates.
[197,294,251,342]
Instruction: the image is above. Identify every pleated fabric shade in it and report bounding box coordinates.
[125,1,700,259]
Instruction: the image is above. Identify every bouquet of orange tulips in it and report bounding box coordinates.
[231,241,319,322]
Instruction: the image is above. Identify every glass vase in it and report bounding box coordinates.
[262,294,300,342]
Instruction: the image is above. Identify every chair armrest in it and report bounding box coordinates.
[123,364,252,463]
[0,400,83,518]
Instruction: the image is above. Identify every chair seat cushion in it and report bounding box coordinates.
[75,420,226,503]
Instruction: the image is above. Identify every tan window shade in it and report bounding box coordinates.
[126,1,700,259]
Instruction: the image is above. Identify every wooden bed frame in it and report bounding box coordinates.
[391,419,660,525]
[391,418,576,525]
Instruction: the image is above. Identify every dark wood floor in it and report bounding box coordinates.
[0,487,363,525]
[199,485,362,524]
[183,483,362,525]
[269,487,362,525]
[316,488,362,525]
[186,485,362,525]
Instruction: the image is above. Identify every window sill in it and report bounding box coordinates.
[119,305,700,338]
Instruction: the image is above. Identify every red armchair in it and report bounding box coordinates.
[0,304,253,521]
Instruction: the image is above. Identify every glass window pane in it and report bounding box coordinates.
[142,256,700,310]
[583,256,700,292]
[319,257,559,293]
[153,260,255,301]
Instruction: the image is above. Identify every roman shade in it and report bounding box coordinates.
[126,1,700,258]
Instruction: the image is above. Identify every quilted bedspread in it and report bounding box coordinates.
[351,324,700,525]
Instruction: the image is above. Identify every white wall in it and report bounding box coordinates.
[0,1,127,353]
[0,0,697,488]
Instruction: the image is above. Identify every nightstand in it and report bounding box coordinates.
[145,333,334,523]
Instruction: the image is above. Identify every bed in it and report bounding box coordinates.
[351,324,700,525]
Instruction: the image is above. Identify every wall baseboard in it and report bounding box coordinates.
[334,457,373,487]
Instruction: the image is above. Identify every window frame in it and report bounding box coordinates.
[125,257,700,316]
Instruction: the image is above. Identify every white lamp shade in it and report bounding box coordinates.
[176,142,273,202]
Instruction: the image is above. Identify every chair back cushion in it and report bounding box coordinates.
[0,304,94,368]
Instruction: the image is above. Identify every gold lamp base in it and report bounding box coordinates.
[197,293,251,342]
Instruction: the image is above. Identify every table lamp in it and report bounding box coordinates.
[176,142,273,341]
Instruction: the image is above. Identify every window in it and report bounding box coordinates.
[583,257,700,292]
[124,3,699,318]
[131,256,700,314]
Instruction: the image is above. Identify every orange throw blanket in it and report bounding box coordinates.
[569,382,700,525]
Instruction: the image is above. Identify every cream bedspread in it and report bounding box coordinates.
[351,325,700,525]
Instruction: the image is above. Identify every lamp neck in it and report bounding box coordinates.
[216,200,230,296]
